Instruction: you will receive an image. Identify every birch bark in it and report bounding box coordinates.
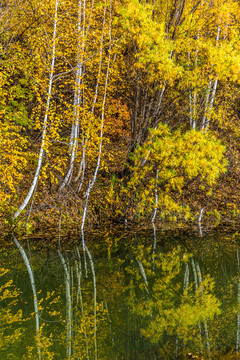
[74,3,107,190]
[13,0,59,219]
[81,0,112,231]
[201,25,221,132]
[60,0,85,191]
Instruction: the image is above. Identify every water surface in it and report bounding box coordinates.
[1,229,239,359]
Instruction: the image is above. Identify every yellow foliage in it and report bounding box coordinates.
[122,124,227,219]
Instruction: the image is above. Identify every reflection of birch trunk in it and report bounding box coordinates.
[196,262,210,359]
[191,258,203,355]
[183,263,190,296]
[81,229,88,276]
[176,263,190,358]
[192,258,211,359]
[85,244,98,360]
[152,222,157,266]
[81,0,112,231]
[75,246,90,360]
[236,248,240,357]
[13,236,41,360]
[137,259,149,295]
[104,300,115,350]
[13,0,59,219]
[58,251,72,359]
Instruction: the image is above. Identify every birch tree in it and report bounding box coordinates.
[13,0,60,219]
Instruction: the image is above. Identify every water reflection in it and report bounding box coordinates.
[126,245,220,359]
[0,232,239,359]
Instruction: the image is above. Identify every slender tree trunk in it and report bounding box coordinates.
[152,169,159,223]
[60,0,85,191]
[13,0,59,219]
[201,25,221,132]
[74,2,107,190]
[81,0,112,230]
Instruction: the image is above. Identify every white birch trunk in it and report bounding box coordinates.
[204,77,218,132]
[60,0,85,191]
[192,37,199,129]
[152,169,159,223]
[74,3,107,188]
[81,0,112,231]
[14,0,59,219]
[13,0,59,219]
[198,207,204,237]
[153,84,165,119]
[192,90,197,129]
[201,80,212,131]
[201,25,220,132]
[152,222,157,267]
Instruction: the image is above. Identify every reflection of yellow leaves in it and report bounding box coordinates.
[127,246,220,356]
[0,268,25,353]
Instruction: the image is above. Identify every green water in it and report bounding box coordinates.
[1,230,240,359]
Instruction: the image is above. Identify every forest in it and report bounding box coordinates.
[1,0,240,234]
